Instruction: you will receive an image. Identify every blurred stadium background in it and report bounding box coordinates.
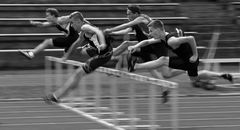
[0,0,240,69]
[0,0,240,130]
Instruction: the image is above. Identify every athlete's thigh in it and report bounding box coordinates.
[87,51,112,71]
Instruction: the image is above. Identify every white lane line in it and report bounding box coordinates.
[161,124,240,129]
[178,95,240,98]
[120,124,160,129]
[0,98,43,100]
[0,122,100,126]
[178,100,240,104]
[58,103,125,130]
[0,115,81,120]
[0,110,67,114]
[156,111,240,115]
[137,117,240,122]
[0,101,44,103]
[100,100,240,105]
[0,105,58,108]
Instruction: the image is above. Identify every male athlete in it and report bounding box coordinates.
[128,20,233,88]
[44,12,113,103]
[19,8,79,59]
[104,4,183,80]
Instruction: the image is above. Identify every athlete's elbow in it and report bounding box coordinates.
[187,36,196,41]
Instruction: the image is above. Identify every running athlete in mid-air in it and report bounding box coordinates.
[127,20,233,88]
[44,12,113,103]
[19,8,80,59]
[104,4,183,80]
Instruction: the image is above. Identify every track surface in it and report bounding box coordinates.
[0,69,240,130]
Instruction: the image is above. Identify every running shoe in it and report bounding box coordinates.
[18,50,34,59]
[221,73,233,83]
[127,52,137,72]
[43,94,59,104]
[162,90,169,104]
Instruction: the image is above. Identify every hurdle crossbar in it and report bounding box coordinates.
[46,56,178,88]
[45,56,179,130]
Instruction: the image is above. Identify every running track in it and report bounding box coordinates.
[0,70,240,130]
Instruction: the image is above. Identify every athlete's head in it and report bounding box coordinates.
[70,11,85,30]
[45,8,59,22]
[148,20,165,39]
[127,4,141,21]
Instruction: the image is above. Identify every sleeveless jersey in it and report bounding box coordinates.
[83,24,112,54]
[165,33,193,60]
[131,14,152,41]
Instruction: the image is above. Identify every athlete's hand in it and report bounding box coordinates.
[29,20,42,27]
[61,56,67,62]
[128,46,137,53]
[29,20,36,25]
[104,28,111,34]
[189,55,198,63]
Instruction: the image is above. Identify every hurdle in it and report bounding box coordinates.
[45,56,179,130]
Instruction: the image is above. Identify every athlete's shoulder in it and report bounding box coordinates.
[139,14,152,22]
[81,23,97,30]
[57,16,70,25]
[166,32,176,40]
[81,24,101,34]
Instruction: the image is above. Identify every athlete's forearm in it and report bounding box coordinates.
[110,28,132,35]
[30,21,52,27]
[134,40,151,49]
[95,30,107,51]
[108,23,131,32]
[188,36,198,56]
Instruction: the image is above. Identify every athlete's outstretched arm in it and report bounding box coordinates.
[30,20,53,27]
[32,11,79,28]
[105,17,145,33]
[128,38,161,52]
[110,28,133,35]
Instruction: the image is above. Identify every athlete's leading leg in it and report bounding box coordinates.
[19,39,54,59]
[133,56,169,71]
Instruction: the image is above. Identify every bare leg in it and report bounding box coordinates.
[32,39,54,55]
[113,41,138,56]
[115,55,124,70]
[19,38,54,59]
[134,56,169,71]
[149,69,164,79]
[198,70,233,82]
[113,41,138,70]
[149,69,166,92]
[53,67,87,99]
[157,66,185,79]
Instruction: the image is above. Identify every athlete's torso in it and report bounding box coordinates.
[165,33,193,60]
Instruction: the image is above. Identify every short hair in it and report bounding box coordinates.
[148,20,165,31]
[70,11,84,21]
[46,8,59,17]
[127,4,141,14]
